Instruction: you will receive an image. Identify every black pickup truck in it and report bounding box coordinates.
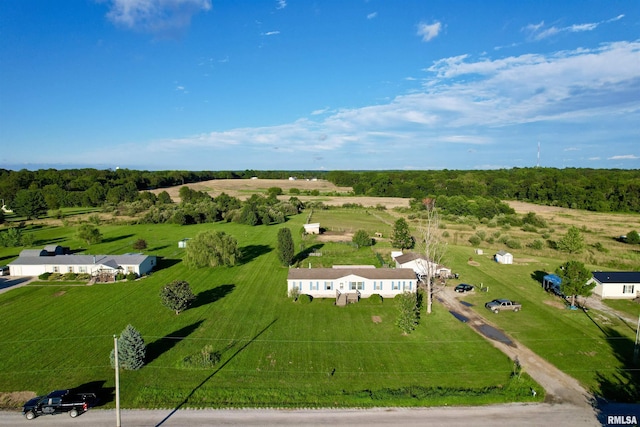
[22,389,96,420]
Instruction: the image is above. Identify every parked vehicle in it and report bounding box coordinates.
[485,299,522,313]
[454,283,474,293]
[22,389,96,420]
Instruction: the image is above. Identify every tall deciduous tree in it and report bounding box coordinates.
[416,205,447,314]
[76,223,103,245]
[160,280,196,314]
[392,218,414,249]
[557,226,585,254]
[277,227,295,266]
[184,230,240,268]
[110,324,146,371]
[555,260,594,307]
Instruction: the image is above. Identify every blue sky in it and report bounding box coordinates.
[1,0,639,171]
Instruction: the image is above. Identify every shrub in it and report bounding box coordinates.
[49,273,63,281]
[527,239,544,250]
[289,188,300,195]
[182,345,221,369]
[39,272,51,280]
[369,294,383,304]
[592,242,609,253]
[353,229,373,247]
[521,224,538,233]
[505,239,522,249]
[468,235,481,247]
[62,272,77,281]
[115,272,126,281]
[133,239,147,250]
[475,230,486,240]
[298,294,313,304]
[288,287,300,300]
[126,272,138,281]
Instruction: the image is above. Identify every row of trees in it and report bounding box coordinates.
[327,168,640,213]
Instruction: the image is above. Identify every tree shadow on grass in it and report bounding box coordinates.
[101,234,134,244]
[239,244,272,264]
[147,244,171,252]
[70,380,114,408]
[293,243,324,264]
[592,327,640,423]
[154,257,182,271]
[530,270,547,285]
[146,320,204,365]
[155,318,278,427]
[192,284,235,309]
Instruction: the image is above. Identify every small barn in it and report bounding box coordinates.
[494,250,513,264]
[304,223,320,235]
[178,238,190,248]
[589,271,640,299]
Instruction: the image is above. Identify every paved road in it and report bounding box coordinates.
[0,403,607,426]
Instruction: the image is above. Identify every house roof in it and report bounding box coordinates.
[496,250,511,256]
[394,252,428,264]
[9,253,153,268]
[592,271,640,284]
[288,268,416,281]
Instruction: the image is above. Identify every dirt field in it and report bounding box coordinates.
[148,179,411,209]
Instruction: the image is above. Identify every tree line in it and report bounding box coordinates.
[327,168,640,213]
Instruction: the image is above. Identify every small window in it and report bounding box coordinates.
[68,266,73,273]
[324,281,333,290]
[623,285,635,294]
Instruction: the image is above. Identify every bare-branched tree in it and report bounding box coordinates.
[415,203,447,314]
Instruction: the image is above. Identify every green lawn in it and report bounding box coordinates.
[1,207,637,407]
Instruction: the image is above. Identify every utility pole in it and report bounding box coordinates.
[634,315,640,365]
[114,335,121,427]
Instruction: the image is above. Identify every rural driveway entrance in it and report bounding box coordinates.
[436,287,594,409]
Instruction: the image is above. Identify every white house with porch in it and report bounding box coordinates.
[8,245,156,279]
[589,271,640,299]
[287,266,416,300]
[392,252,451,278]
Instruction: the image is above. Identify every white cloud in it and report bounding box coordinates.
[417,21,442,42]
[103,0,211,34]
[524,14,624,41]
[263,31,280,36]
[608,154,639,160]
[276,0,287,10]
[367,12,377,20]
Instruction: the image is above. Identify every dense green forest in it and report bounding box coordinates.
[0,167,639,214]
[327,168,640,212]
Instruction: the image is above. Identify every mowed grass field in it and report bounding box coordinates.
[0,214,539,409]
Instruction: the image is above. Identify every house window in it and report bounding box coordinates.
[53,266,59,273]
[127,266,134,273]
[408,281,413,290]
[350,282,356,290]
[324,281,333,290]
[78,266,87,273]
[68,266,73,273]
[623,285,635,294]
[392,281,399,290]
[310,281,319,291]
[374,281,382,290]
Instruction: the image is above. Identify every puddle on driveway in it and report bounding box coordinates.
[474,324,515,347]
[449,310,469,323]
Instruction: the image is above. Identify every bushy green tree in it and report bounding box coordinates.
[395,292,419,334]
[555,260,594,307]
[132,239,147,250]
[184,230,241,268]
[160,280,196,314]
[557,226,585,254]
[110,324,146,371]
[277,227,295,266]
[627,230,640,245]
[352,229,373,247]
[76,223,103,245]
[13,189,47,219]
[392,218,414,249]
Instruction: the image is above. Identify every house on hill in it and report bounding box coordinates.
[494,250,513,264]
[392,252,451,279]
[287,266,416,303]
[8,245,156,280]
[589,271,640,299]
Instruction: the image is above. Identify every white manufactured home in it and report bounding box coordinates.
[8,246,156,279]
[589,271,640,299]
[287,267,417,300]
